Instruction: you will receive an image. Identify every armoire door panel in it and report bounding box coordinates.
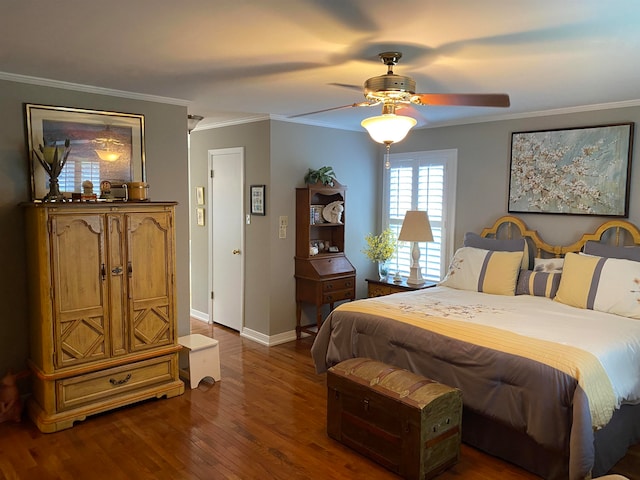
[50,215,109,368]
[131,304,171,347]
[107,214,127,356]
[59,314,107,364]
[127,212,174,351]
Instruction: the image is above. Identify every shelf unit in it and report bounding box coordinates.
[294,180,355,337]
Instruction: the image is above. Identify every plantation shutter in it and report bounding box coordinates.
[58,160,101,194]
[384,150,456,281]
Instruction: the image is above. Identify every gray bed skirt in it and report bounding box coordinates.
[461,404,640,479]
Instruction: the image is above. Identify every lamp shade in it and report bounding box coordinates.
[361,114,417,144]
[398,211,433,242]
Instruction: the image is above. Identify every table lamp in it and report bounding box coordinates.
[398,210,433,285]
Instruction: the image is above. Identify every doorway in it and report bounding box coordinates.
[208,147,244,332]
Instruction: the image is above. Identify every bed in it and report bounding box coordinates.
[311,216,640,480]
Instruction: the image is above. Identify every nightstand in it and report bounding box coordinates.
[366,277,437,298]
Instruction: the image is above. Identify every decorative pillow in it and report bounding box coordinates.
[533,257,564,273]
[439,246,523,296]
[516,270,561,298]
[583,240,640,262]
[554,252,640,318]
[463,232,529,270]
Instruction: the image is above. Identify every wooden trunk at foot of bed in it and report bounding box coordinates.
[327,358,462,480]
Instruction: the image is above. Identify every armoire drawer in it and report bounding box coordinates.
[57,355,177,411]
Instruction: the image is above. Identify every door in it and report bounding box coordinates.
[209,147,244,331]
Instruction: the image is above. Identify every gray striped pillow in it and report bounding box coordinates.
[516,270,561,298]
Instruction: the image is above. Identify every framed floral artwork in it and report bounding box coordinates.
[508,123,634,216]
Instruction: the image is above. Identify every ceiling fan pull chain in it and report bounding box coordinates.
[385,142,392,170]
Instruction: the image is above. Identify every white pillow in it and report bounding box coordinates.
[439,246,523,296]
[533,257,564,273]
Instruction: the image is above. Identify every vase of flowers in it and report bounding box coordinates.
[362,228,396,280]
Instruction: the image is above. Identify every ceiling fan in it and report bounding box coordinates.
[292,51,510,119]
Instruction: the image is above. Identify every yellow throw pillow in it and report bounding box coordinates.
[554,252,602,309]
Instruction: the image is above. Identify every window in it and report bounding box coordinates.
[383,149,457,281]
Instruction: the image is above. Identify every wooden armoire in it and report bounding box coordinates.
[23,202,184,432]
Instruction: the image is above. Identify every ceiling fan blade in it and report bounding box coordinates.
[413,93,510,107]
[328,82,362,92]
[305,0,378,32]
[289,102,373,118]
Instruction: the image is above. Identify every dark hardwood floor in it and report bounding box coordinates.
[0,320,637,479]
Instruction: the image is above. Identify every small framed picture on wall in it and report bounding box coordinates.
[250,185,266,216]
[196,186,205,205]
[196,207,205,226]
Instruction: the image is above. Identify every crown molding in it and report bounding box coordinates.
[0,71,191,106]
[193,114,272,132]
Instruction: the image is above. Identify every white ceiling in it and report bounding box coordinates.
[3,0,640,132]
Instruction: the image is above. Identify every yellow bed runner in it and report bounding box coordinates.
[337,299,616,429]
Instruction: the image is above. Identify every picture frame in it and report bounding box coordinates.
[196,186,205,205]
[196,207,205,226]
[25,103,145,201]
[250,184,266,216]
[310,204,325,224]
[508,123,634,216]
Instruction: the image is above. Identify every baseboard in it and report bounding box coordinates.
[190,309,209,323]
[190,309,298,346]
[240,327,298,346]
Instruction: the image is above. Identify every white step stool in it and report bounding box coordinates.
[178,334,221,389]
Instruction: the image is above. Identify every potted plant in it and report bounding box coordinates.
[362,228,397,280]
[304,166,336,186]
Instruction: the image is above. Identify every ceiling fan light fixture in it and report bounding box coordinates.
[361,113,417,144]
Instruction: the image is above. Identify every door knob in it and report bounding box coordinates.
[232,249,241,255]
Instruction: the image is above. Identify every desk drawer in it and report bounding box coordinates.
[323,277,355,292]
[323,288,354,304]
[57,355,177,411]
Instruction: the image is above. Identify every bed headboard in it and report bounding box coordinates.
[480,215,640,258]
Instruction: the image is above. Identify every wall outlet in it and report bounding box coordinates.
[246,214,251,225]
